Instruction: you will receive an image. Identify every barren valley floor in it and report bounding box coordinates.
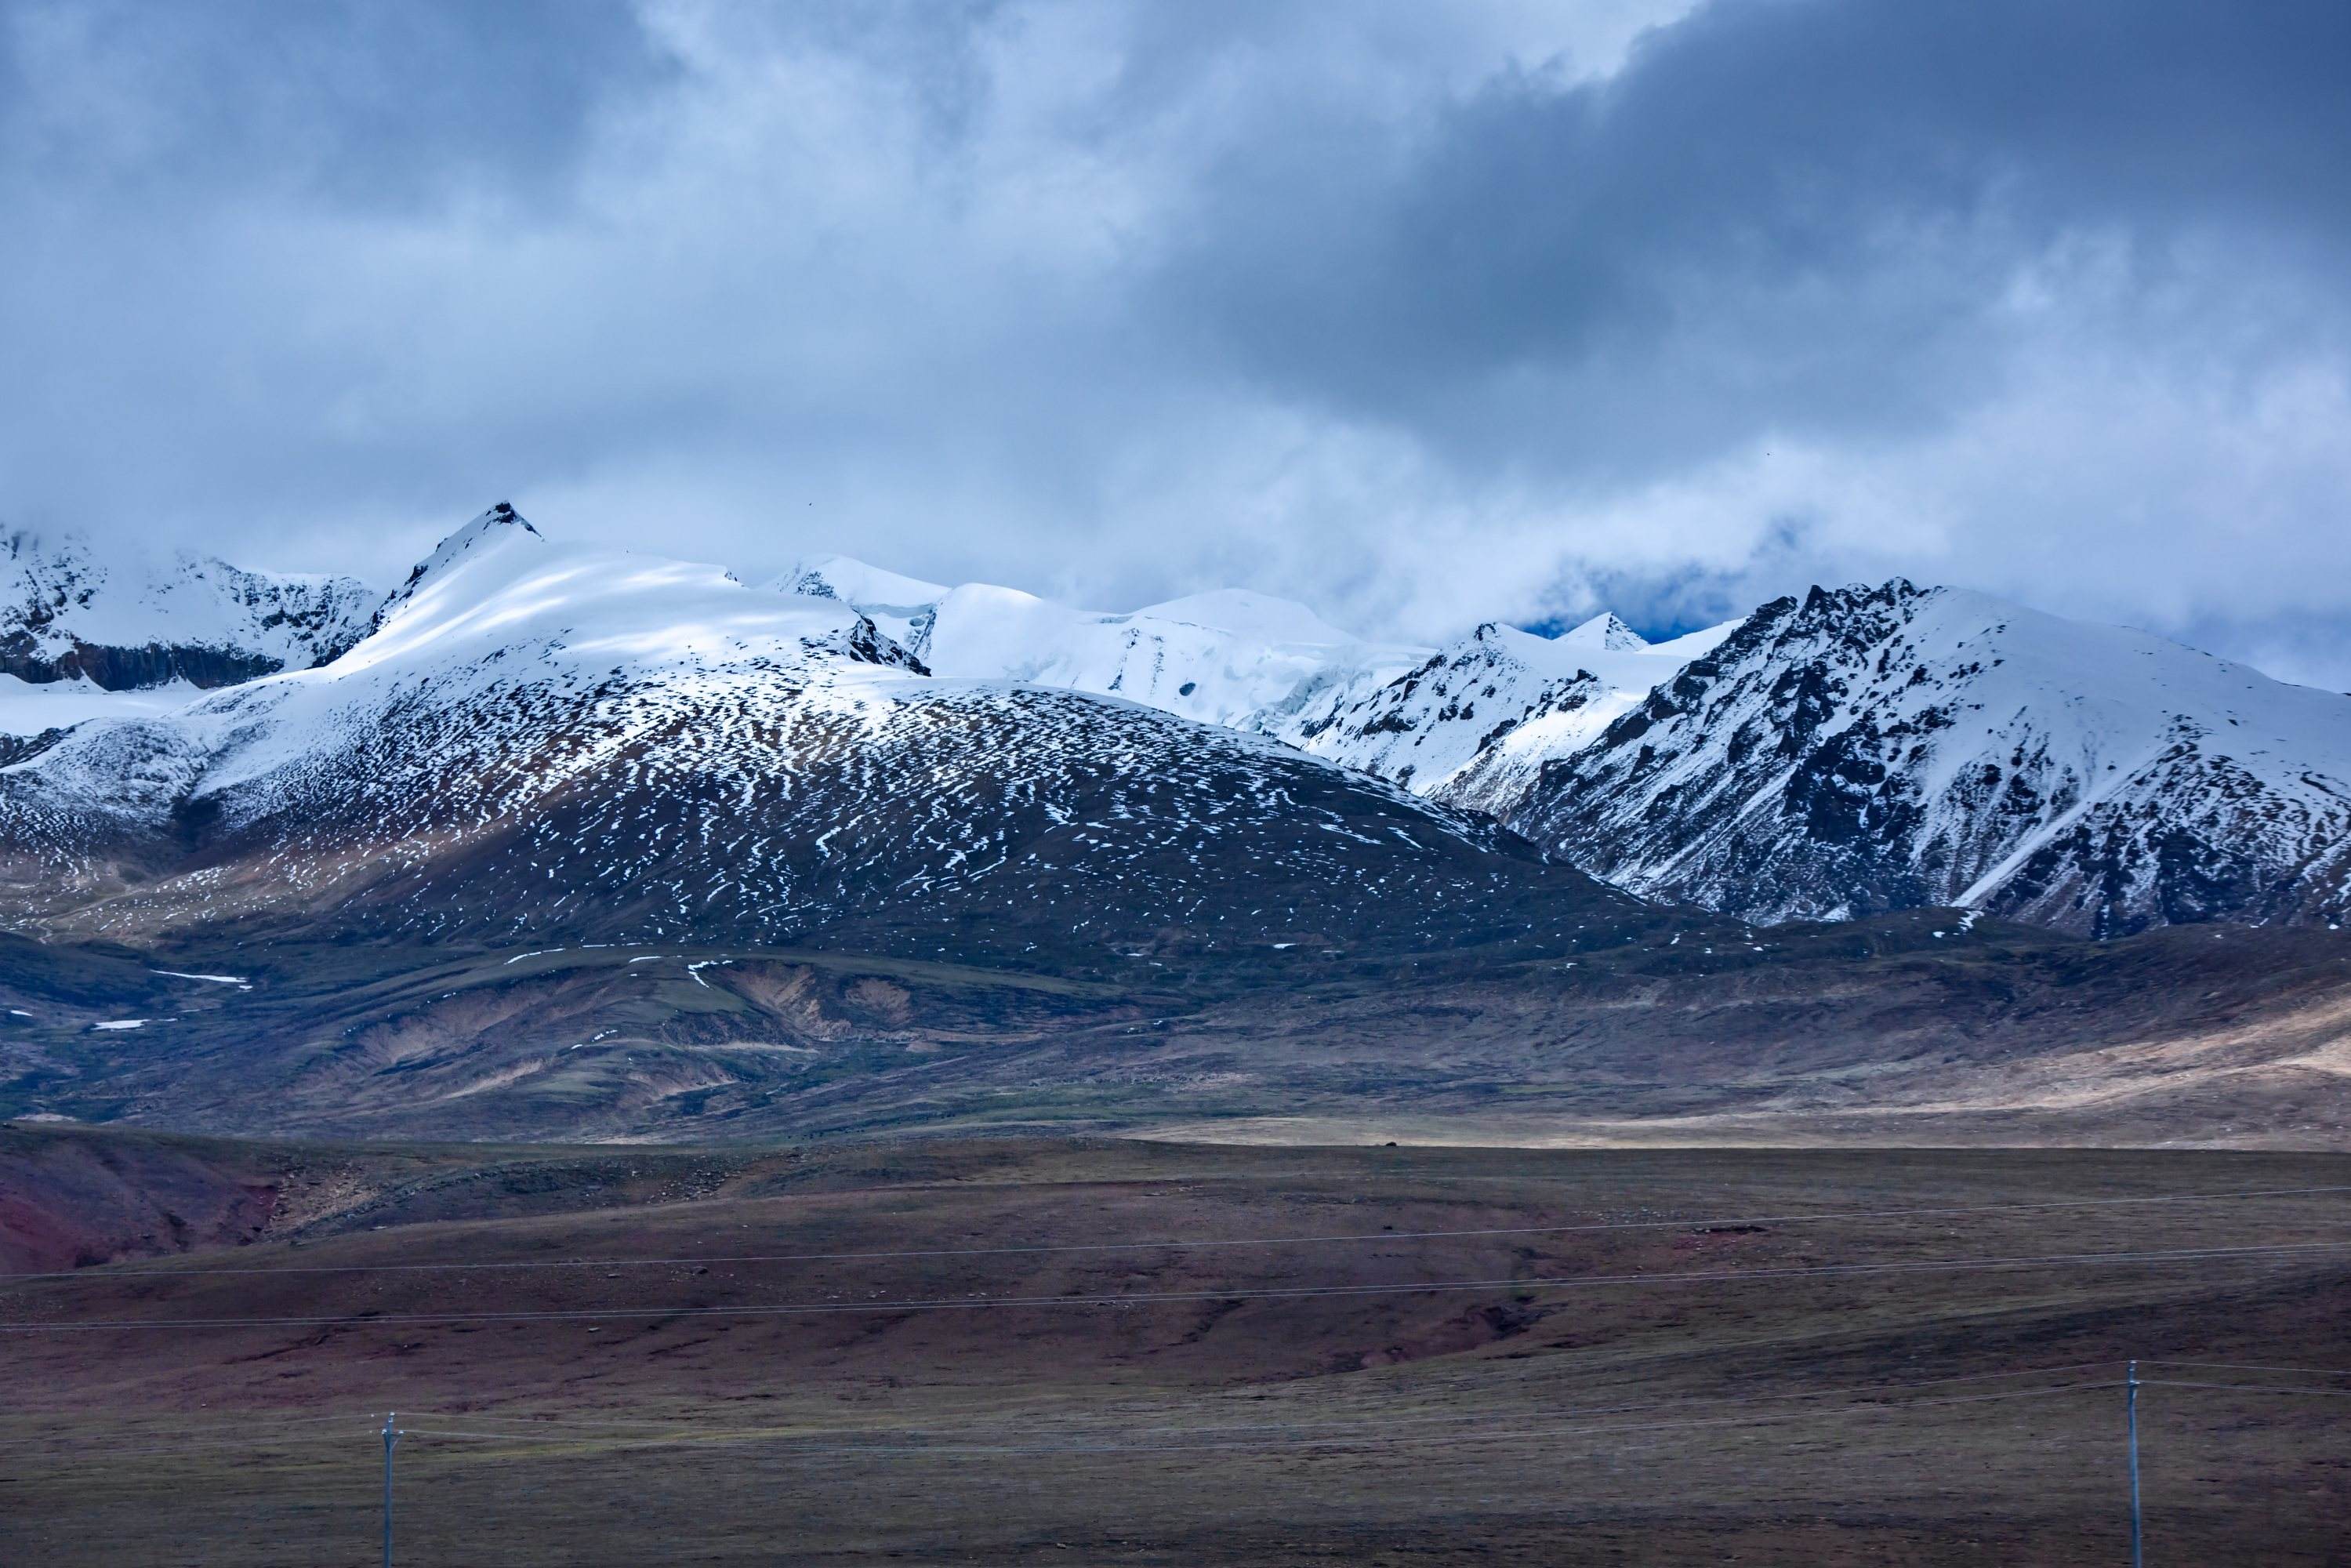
[2,1128,2347,1565]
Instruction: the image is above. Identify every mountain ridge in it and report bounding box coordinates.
[1509,579,2351,933]
[0,509,1638,970]
[5,516,2347,936]
[0,509,2346,1146]
[0,528,377,693]
[779,553,2351,931]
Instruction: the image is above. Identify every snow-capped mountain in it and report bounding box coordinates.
[777,557,1744,819]
[0,508,1642,966]
[4,516,2344,945]
[1507,580,2351,935]
[782,555,1426,731]
[771,553,2351,934]
[1286,614,1736,815]
[0,528,377,736]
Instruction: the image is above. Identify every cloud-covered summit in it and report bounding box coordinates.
[2,0,2345,686]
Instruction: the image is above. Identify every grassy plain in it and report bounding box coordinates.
[2,1129,2348,1564]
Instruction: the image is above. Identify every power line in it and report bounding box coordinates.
[0,1410,391,1436]
[0,1429,380,1463]
[0,1412,391,1455]
[4,1240,2343,1334]
[0,1363,2126,1454]
[12,1183,2346,1284]
[13,1365,2333,1475]
[0,1367,2126,1472]
[394,1360,2120,1445]
[2139,1380,2351,1399]
[384,1383,2108,1461]
[2142,1359,2351,1378]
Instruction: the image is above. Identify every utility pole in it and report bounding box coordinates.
[2125,1362,2143,1568]
[383,1411,403,1568]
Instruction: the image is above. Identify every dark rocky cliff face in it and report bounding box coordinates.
[0,632,287,690]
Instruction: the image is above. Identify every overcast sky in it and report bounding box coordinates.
[4,0,2348,685]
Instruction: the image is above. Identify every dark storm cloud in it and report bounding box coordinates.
[0,0,2345,685]
[1159,0,2351,479]
[0,0,673,210]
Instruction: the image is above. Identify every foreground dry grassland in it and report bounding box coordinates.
[2,1127,2347,1565]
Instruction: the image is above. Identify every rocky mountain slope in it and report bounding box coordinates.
[0,508,1649,968]
[1,512,2346,1144]
[0,506,1738,1141]
[1286,614,1734,815]
[785,554,2351,933]
[7,524,2346,940]
[775,557,1742,821]
[1507,581,2351,935]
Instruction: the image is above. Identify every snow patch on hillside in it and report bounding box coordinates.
[775,556,1427,730]
[0,675,204,737]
